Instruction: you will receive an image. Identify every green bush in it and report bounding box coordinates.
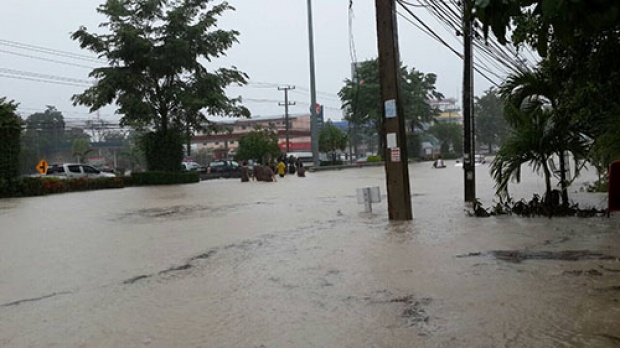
[367,155,382,162]
[130,171,199,186]
[587,179,609,193]
[140,130,184,172]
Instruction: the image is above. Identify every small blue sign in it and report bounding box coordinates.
[385,99,396,118]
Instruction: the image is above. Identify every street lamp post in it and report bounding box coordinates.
[306,0,319,168]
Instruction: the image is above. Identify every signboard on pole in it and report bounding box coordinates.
[390,147,400,162]
[36,159,49,175]
[315,103,324,130]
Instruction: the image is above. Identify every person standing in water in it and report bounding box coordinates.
[277,160,286,178]
[433,155,445,168]
[296,160,306,177]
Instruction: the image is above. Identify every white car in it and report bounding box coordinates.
[454,155,487,167]
[181,161,204,172]
[46,163,116,178]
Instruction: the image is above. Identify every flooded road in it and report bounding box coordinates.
[1,160,619,347]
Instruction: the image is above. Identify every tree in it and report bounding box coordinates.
[474,0,620,166]
[338,59,442,157]
[71,0,250,171]
[502,66,591,205]
[428,122,462,157]
[319,121,348,163]
[0,98,21,181]
[491,107,556,202]
[19,106,69,172]
[473,0,620,56]
[474,88,508,154]
[72,138,94,164]
[235,127,281,165]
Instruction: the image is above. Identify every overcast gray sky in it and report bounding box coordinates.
[0,0,529,124]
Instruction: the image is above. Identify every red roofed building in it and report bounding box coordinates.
[192,114,311,159]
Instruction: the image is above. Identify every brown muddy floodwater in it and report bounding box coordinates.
[1,160,619,347]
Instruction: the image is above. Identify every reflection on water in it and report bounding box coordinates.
[1,160,619,347]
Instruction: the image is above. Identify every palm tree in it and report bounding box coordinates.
[495,66,590,206]
[491,105,555,201]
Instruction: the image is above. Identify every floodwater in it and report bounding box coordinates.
[1,160,619,347]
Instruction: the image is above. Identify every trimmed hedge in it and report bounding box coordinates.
[141,130,184,172]
[367,155,382,162]
[0,177,125,198]
[130,171,200,186]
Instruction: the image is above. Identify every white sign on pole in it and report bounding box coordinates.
[385,99,396,118]
[356,187,381,212]
[386,133,397,149]
[391,147,401,162]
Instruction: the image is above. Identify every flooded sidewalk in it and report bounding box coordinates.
[1,160,619,347]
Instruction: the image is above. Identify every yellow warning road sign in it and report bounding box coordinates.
[36,159,49,175]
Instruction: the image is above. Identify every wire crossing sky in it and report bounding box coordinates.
[0,0,538,126]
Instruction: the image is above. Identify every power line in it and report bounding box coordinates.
[414,0,531,73]
[0,38,102,63]
[0,68,93,85]
[395,1,501,86]
[0,49,97,69]
[0,73,91,88]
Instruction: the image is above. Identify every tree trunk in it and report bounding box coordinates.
[558,151,569,207]
[542,159,553,201]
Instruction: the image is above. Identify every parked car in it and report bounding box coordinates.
[355,156,369,165]
[207,160,241,178]
[46,163,116,178]
[181,161,206,172]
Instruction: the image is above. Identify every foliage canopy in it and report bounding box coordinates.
[71,0,250,171]
[338,59,443,155]
[0,98,21,181]
[235,127,281,164]
[318,121,348,162]
[474,88,508,154]
[72,0,250,132]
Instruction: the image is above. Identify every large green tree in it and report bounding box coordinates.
[235,127,280,165]
[71,0,250,171]
[428,122,462,157]
[0,98,21,181]
[474,0,620,165]
[474,88,508,154]
[338,59,442,157]
[20,106,70,171]
[319,121,348,163]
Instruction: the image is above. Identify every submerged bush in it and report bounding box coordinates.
[130,171,199,186]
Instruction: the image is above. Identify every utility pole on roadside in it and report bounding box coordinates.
[278,85,296,153]
[374,0,413,220]
[462,0,476,202]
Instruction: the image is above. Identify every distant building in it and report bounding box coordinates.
[429,98,462,124]
[192,114,312,159]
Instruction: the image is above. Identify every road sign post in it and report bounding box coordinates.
[36,159,49,175]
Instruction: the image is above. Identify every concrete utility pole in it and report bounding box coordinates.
[374,0,413,220]
[462,0,476,202]
[306,0,319,167]
[278,85,296,153]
